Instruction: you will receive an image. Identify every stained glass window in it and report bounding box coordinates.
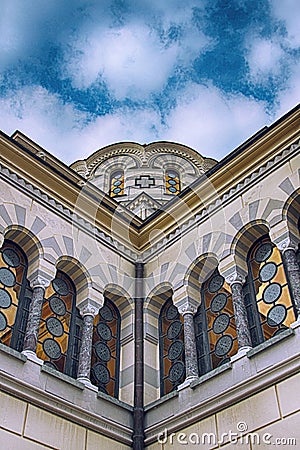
[0,240,32,351]
[36,271,82,378]
[159,298,185,396]
[165,170,180,195]
[243,236,296,346]
[194,270,238,376]
[90,299,120,397]
[110,170,125,197]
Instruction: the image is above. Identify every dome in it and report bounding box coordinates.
[70,141,217,219]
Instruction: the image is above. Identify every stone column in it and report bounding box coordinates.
[226,273,252,352]
[0,233,4,249]
[77,299,99,384]
[280,245,300,318]
[178,304,199,381]
[23,276,51,355]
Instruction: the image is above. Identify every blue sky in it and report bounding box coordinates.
[0,0,299,164]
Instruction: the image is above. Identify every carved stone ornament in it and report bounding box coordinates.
[78,299,100,317]
[275,237,298,253]
[30,276,52,290]
[177,303,198,316]
[225,271,246,286]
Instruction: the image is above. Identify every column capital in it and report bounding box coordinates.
[224,271,246,286]
[177,302,198,316]
[273,236,298,253]
[29,275,52,289]
[77,298,101,317]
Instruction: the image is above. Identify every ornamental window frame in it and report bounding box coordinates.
[165,169,181,195]
[0,239,32,352]
[110,169,125,197]
[36,270,82,378]
[159,297,185,396]
[243,235,297,347]
[194,269,238,377]
[90,298,121,398]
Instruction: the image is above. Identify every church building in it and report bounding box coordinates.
[0,104,299,449]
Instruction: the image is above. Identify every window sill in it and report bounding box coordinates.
[190,362,232,389]
[41,364,85,389]
[144,389,179,411]
[0,343,27,362]
[97,391,133,411]
[247,328,294,358]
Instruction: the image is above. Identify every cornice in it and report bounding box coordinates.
[0,161,138,262]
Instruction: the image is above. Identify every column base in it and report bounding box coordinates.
[230,346,252,362]
[21,350,44,365]
[76,377,98,391]
[290,318,300,329]
[177,376,198,391]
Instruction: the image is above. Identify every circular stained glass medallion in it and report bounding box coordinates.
[168,187,177,193]
[263,283,281,304]
[99,305,113,322]
[210,293,227,313]
[168,340,184,361]
[166,304,178,321]
[267,304,287,327]
[168,361,185,382]
[167,320,182,340]
[2,248,20,268]
[0,268,16,287]
[113,180,122,186]
[0,311,7,331]
[52,278,69,296]
[49,296,66,316]
[215,335,233,357]
[168,179,177,185]
[168,172,177,178]
[95,342,111,362]
[0,288,12,308]
[259,262,277,282]
[114,173,122,179]
[255,243,273,262]
[113,187,121,194]
[43,338,62,359]
[213,313,230,334]
[208,275,224,293]
[93,362,110,384]
[96,322,112,341]
[46,317,64,337]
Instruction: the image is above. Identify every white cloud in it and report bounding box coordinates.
[63,10,211,100]
[64,24,180,99]
[164,83,269,158]
[0,82,271,165]
[270,0,300,48]
[276,60,300,116]
[245,37,284,83]
[0,85,163,163]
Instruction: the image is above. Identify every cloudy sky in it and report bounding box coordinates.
[0,0,299,164]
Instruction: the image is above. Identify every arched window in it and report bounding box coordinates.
[0,240,32,352]
[194,270,238,376]
[36,271,82,378]
[243,236,297,346]
[159,298,185,396]
[90,299,120,398]
[110,170,125,197]
[165,170,180,195]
